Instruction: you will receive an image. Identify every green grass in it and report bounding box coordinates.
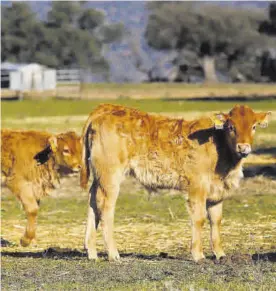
[2,99,276,119]
[2,187,275,229]
[2,256,275,290]
[76,82,276,90]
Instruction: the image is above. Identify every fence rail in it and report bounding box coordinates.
[56,69,82,98]
[57,69,81,82]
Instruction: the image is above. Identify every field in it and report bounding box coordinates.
[2,82,276,100]
[1,91,276,290]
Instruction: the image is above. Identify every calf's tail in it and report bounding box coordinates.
[80,115,93,190]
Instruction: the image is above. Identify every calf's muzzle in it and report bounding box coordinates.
[236,143,251,158]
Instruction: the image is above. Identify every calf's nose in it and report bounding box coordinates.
[236,143,251,156]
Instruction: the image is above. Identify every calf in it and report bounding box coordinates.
[80,104,270,261]
[1,129,81,246]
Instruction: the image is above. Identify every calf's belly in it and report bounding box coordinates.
[129,158,189,190]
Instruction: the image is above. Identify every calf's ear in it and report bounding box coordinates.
[33,135,58,165]
[48,136,58,152]
[34,145,52,165]
[255,111,271,128]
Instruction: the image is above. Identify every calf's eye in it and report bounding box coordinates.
[63,148,71,155]
[252,125,256,131]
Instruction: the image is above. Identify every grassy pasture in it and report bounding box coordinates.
[58,82,276,100]
[2,98,276,149]
[1,93,276,290]
[2,97,276,119]
[2,176,276,290]
[2,82,276,100]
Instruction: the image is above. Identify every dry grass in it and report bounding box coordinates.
[54,83,276,100]
[2,175,276,256]
[1,89,56,99]
[2,174,276,290]
[2,82,276,100]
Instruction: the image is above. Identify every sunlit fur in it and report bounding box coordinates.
[81,104,270,262]
[1,129,82,247]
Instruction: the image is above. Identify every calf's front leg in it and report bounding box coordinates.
[187,189,207,262]
[207,201,225,260]
[19,189,39,247]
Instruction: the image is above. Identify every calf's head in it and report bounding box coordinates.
[34,131,82,172]
[215,105,271,159]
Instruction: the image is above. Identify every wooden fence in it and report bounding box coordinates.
[56,69,82,99]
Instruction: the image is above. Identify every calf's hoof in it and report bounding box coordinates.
[215,251,226,261]
[86,250,98,261]
[192,252,206,263]
[20,236,32,247]
[214,255,231,265]
[108,252,121,263]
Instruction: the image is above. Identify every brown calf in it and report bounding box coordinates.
[1,129,81,246]
[80,104,270,261]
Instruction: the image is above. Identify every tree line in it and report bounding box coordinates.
[145,2,276,83]
[1,2,124,73]
[2,2,276,83]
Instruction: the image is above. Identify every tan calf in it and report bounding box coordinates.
[80,104,270,262]
[1,129,81,246]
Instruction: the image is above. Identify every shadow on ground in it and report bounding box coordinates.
[1,247,179,261]
[1,237,13,247]
[164,96,276,102]
[1,247,275,263]
[244,147,276,178]
[253,147,276,156]
[243,164,276,179]
[244,165,276,178]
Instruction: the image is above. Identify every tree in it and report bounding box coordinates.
[259,3,276,36]
[78,9,105,31]
[128,30,177,82]
[1,2,44,63]
[47,1,81,28]
[43,2,124,70]
[145,3,268,83]
[258,3,276,82]
[96,23,125,44]
[1,1,125,76]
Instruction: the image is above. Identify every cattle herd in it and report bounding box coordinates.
[1,104,271,262]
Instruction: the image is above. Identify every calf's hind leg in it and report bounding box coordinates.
[18,187,39,247]
[84,180,104,260]
[99,171,122,261]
